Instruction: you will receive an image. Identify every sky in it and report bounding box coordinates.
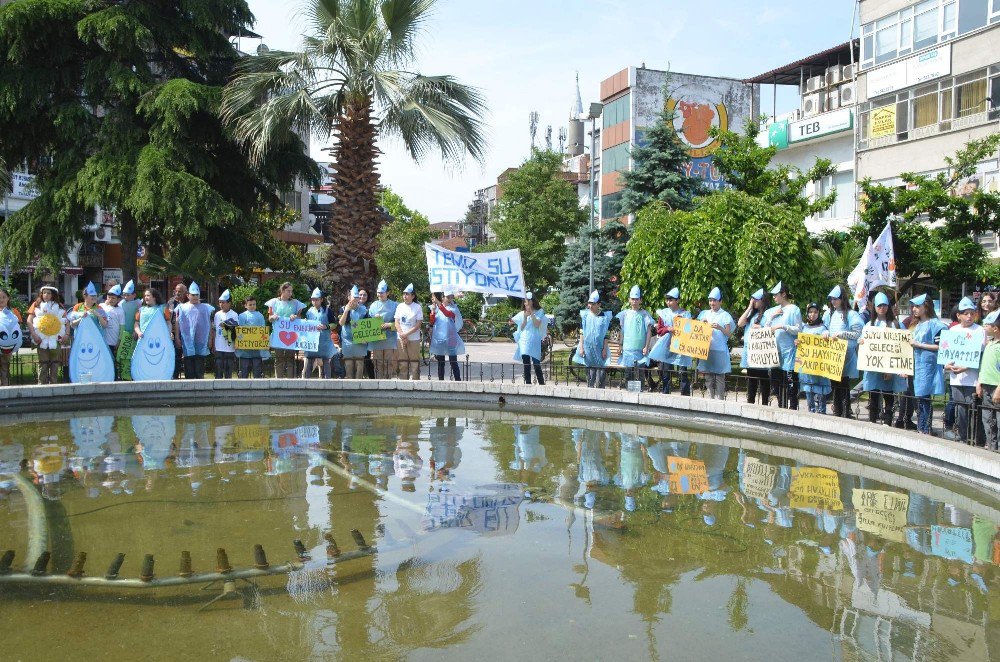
[243,0,859,222]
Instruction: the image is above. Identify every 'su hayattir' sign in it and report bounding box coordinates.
[424,243,526,297]
[858,327,913,375]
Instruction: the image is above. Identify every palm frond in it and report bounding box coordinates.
[379,0,434,63]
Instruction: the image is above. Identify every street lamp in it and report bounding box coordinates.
[582,101,603,294]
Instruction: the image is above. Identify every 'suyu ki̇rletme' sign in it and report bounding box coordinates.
[857,327,914,376]
[424,243,526,297]
[745,327,780,368]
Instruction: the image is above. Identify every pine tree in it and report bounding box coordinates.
[618,107,704,216]
[553,221,630,331]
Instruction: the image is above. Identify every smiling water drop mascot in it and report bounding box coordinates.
[0,309,23,357]
[69,315,115,383]
[130,309,175,381]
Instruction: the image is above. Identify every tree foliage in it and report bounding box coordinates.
[373,188,435,297]
[853,133,1000,292]
[488,150,587,291]
[619,204,692,308]
[0,0,318,282]
[553,220,630,331]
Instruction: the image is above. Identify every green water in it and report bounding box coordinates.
[0,406,997,661]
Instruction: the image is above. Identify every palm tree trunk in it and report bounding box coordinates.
[325,98,384,297]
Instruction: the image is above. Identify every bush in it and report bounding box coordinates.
[539,290,560,315]
[484,300,519,323]
[455,292,483,321]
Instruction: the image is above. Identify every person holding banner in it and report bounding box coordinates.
[303,288,337,379]
[859,292,907,425]
[738,288,770,405]
[174,282,215,380]
[976,310,1000,450]
[236,296,268,378]
[908,293,948,434]
[649,287,692,395]
[367,280,398,378]
[266,282,306,378]
[429,290,464,381]
[394,284,423,380]
[513,292,548,385]
[765,282,802,410]
[797,303,832,414]
[338,285,369,379]
[696,287,734,400]
[944,297,984,442]
[823,285,864,418]
[616,285,654,384]
[212,290,239,379]
[577,290,613,389]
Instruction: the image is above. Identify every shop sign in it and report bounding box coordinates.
[869,105,897,139]
[789,108,853,143]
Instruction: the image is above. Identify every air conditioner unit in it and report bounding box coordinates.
[839,82,856,105]
[93,226,110,242]
[826,89,841,110]
[826,65,842,87]
[841,63,858,81]
[802,91,826,116]
[807,75,826,93]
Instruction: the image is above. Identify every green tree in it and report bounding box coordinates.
[554,221,630,330]
[0,0,317,283]
[373,189,435,297]
[813,236,865,285]
[619,105,703,215]
[710,117,837,216]
[853,133,1000,292]
[488,150,587,291]
[680,193,746,311]
[221,0,487,297]
[619,203,693,309]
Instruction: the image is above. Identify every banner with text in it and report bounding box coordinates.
[424,243,526,297]
[269,319,321,353]
[235,326,270,351]
[937,327,986,369]
[745,327,781,369]
[669,318,712,360]
[794,334,847,380]
[858,327,914,376]
[352,317,387,344]
[853,489,909,542]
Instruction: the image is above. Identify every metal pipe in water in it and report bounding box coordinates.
[12,473,47,573]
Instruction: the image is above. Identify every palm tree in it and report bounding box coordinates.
[221,0,487,296]
[814,237,865,285]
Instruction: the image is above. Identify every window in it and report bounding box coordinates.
[991,0,1000,23]
[913,84,939,127]
[913,1,939,49]
[958,0,989,33]
[817,170,854,220]
[956,71,988,117]
[600,192,624,219]
[601,143,630,174]
[602,94,630,129]
[861,0,992,68]
[875,14,899,63]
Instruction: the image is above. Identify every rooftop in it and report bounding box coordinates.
[745,40,859,85]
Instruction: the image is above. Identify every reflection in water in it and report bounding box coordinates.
[0,410,997,660]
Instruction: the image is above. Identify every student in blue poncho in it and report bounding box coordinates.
[429,290,464,381]
[512,292,548,385]
[697,287,735,400]
[737,288,770,404]
[823,284,864,418]
[265,281,306,378]
[338,284,368,379]
[944,296,984,442]
[303,288,337,378]
[649,287,692,395]
[797,302,831,414]
[615,285,654,384]
[858,292,907,425]
[174,282,214,379]
[764,281,802,409]
[908,293,948,434]
[236,295,269,378]
[367,280,398,378]
[576,290,612,388]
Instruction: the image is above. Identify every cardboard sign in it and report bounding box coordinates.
[422,483,523,536]
[352,317,387,344]
[938,327,985,369]
[667,456,708,495]
[930,526,974,564]
[269,318,321,352]
[740,456,778,501]
[858,327,914,376]
[235,326,269,351]
[669,318,712,360]
[271,425,321,452]
[853,489,909,542]
[745,327,780,369]
[232,424,269,450]
[794,333,848,380]
[789,467,843,511]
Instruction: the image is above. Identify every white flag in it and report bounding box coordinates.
[424,243,526,297]
[871,221,897,288]
[847,236,873,307]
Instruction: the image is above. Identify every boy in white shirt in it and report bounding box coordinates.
[393,283,423,380]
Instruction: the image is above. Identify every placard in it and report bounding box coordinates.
[422,483,523,537]
[669,318,712,360]
[789,467,843,511]
[794,333,848,380]
[937,327,985,369]
[424,243,526,297]
[870,105,897,139]
[233,424,269,450]
[352,317,387,344]
[667,456,708,495]
[740,456,777,501]
[271,425,321,452]
[853,489,909,542]
[931,526,974,564]
[745,327,781,368]
[269,318,321,352]
[235,326,269,351]
[858,327,914,376]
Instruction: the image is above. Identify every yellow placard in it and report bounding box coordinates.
[870,105,896,139]
[794,333,847,380]
[858,327,914,376]
[790,467,843,511]
[233,424,269,450]
[235,326,269,351]
[669,318,712,360]
[667,456,708,495]
[853,488,909,542]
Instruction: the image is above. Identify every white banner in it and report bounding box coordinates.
[872,221,897,288]
[848,236,874,308]
[424,243,526,297]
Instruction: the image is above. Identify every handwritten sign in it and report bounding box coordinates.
[667,456,708,495]
[422,483,523,536]
[795,334,848,380]
[931,526,974,564]
[938,327,985,369]
[235,326,269,351]
[858,327,914,376]
[790,467,843,511]
[853,489,909,542]
[746,327,780,368]
[271,425,321,452]
[232,424,269,450]
[669,318,712,360]
[424,243,526,297]
[740,456,778,501]
[352,317,386,344]
[269,318,321,352]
